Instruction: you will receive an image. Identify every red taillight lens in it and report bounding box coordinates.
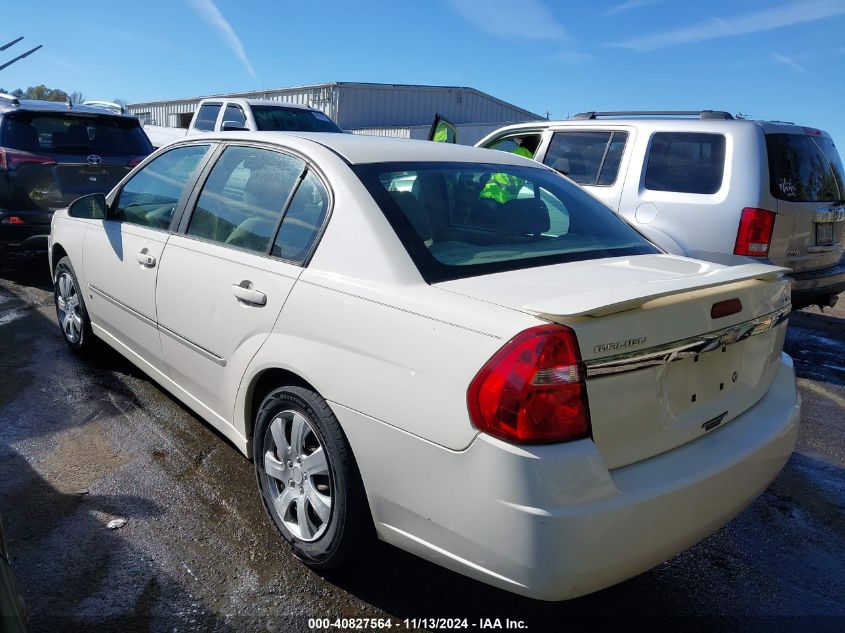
[467,324,591,444]
[0,146,57,171]
[734,208,776,256]
[1,216,25,224]
[127,156,145,168]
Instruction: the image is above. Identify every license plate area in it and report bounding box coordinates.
[816,222,834,246]
[666,343,740,417]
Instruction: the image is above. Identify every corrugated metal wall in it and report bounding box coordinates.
[335,83,538,128]
[128,82,541,131]
[351,121,520,146]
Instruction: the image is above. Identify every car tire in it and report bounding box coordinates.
[53,256,96,355]
[253,385,369,569]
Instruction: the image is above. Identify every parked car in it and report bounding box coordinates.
[49,133,800,601]
[0,93,153,251]
[142,98,343,149]
[471,111,845,310]
[0,516,28,632]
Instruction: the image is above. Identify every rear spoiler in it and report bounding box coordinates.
[524,264,791,318]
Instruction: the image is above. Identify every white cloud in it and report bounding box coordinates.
[186,0,256,78]
[771,51,806,71]
[548,51,597,64]
[446,0,569,40]
[602,0,663,17]
[613,0,845,51]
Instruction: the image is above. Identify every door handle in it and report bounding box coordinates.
[135,250,156,267]
[231,282,267,306]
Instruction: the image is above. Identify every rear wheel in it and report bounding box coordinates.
[253,386,369,568]
[54,256,95,355]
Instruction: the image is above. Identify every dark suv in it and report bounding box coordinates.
[0,95,153,250]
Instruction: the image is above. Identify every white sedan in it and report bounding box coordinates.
[48,132,800,601]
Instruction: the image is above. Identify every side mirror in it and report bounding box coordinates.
[221,120,248,132]
[68,193,107,220]
[428,113,458,144]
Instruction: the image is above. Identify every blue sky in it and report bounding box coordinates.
[2,0,845,144]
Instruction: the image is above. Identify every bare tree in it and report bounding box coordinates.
[69,91,85,104]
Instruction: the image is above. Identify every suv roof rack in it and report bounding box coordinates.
[571,110,734,121]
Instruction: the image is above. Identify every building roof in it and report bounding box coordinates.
[128,81,542,120]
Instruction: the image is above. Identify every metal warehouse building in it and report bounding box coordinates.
[127,81,543,145]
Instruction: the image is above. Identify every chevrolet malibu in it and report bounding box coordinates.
[48,133,800,600]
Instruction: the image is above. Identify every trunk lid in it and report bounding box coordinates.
[765,129,845,273]
[438,254,792,469]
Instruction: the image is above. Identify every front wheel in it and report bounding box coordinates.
[253,386,369,569]
[54,256,96,355]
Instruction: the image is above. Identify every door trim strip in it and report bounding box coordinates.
[88,283,227,367]
[88,283,156,327]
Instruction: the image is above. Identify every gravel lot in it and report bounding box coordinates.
[1,250,843,632]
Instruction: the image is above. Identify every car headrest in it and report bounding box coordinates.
[552,157,570,175]
[498,198,550,235]
[390,191,432,241]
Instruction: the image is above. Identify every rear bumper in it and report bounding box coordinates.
[789,255,845,306]
[0,209,53,248]
[336,354,800,601]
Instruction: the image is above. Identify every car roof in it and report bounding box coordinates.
[202,97,317,111]
[184,131,546,166]
[489,117,832,139]
[0,98,137,119]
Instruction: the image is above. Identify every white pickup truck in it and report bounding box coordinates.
[142,97,343,148]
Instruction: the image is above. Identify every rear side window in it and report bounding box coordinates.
[113,145,210,229]
[251,106,343,133]
[645,132,725,194]
[194,103,222,131]
[543,131,628,186]
[1,112,152,156]
[223,104,247,128]
[272,171,330,263]
[766,133,845,202]
[187,145,305,254]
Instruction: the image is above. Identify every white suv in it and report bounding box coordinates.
[476,111,845,309]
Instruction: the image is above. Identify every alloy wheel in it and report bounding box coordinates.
[56,271,82,344]
[262,410,332,542]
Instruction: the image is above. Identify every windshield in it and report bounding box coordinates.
[354,161,658,282]
[766,133,845,202]
[251,106,342,133]
[1,112,152,156]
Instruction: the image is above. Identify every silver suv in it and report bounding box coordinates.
[476,111,845,310]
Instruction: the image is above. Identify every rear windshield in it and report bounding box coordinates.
[354,161,658,282]
[251,106,342,133]
[766,133,845,202]
[1,112,152,156]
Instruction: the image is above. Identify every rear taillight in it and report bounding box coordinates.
[0,146,57,171]
[0,216,25,224]
[467,324,591,444]
[734,208,776,257]
[127,156,145,168]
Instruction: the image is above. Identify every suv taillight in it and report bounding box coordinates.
[467,324,591,444]
[0,146,57,171]
[734,208,776,257]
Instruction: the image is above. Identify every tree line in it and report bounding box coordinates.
[0,84,125,107]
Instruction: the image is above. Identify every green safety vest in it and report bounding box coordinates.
[479,146,533,204]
